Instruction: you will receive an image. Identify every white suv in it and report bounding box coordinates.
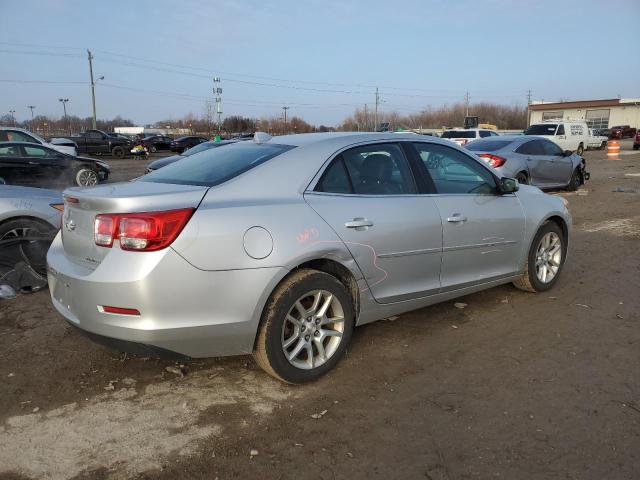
[441,128,499,146]
[0,127,77,156]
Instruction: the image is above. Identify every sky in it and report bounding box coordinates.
[1,0,639,126]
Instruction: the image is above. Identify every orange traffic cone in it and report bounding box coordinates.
[607,139,620,160]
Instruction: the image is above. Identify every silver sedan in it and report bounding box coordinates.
[47,133,571,383]
[466,135,589,190]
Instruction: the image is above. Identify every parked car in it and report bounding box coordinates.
[586,129,608,150]
[592,128,611,138]
[0,182,62,295]
[66,129,133,158]
[146,140,240,173]
[0,127,77,156]
[441,128,499,146]
[466,135,589,190]
[634,130,640,150]
[141,135,173,153]
[169,136,209,153]
[525,121,589,155]
[48,132,572,383]
[0,142,110,188]
[610,125,637,139]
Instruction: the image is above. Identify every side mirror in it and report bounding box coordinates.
[563,150,572,157]
[0,177,6,185]
[500,177,519,194]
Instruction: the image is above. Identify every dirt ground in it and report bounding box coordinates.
[1,142,639,480]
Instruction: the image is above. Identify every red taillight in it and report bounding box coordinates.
[479,153,507,168]
[94,208,194,251]
[64,196,79,204]
[100,305,141,316]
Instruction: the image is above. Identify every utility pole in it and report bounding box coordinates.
[374,88,380,132]
[9,110,16,126]
[526,89,532,127]
[213,77,222,136]
[364,104,368,131]
[27,105,36,131]
[87,50,103,130]
[59,98,70,135]
[282,106,290,134]
[464,91,470,116]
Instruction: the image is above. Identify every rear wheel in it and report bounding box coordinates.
[515,171,529,185]
[513,221,566,293]
[75,167,99,187]
[576,143,584,155]
[0,218,56,277]
[111,146,125,158]
[253,269,354,383]
[149,144,157,153]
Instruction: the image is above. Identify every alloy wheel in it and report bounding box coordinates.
[281,289,345,370]
[77,169,98,186]
[535,232,562,283]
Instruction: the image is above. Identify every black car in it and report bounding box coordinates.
[142,135,173,153]
[0,142,110,188]
[145,140,239,173]
[169,136,209,153]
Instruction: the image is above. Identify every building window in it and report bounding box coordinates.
[542,111,563,121]
[585,109,610,129]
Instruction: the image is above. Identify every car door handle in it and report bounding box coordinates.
[28,161,38,165]
[447,214,467,223]
[345,219,374,229]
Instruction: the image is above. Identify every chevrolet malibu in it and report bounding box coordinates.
[47,132,571,383]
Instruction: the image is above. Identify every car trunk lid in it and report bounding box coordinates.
[61,181,208,269]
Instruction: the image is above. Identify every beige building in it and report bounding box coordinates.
[528,98,640,130]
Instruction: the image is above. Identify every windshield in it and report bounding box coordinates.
[525,124,557,135]
[140,142,296,187]
[466,139,514,152]
[183,141,218,156]
[441,131,476,139]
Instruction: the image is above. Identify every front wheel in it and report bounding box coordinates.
[253,269,354,383]
[513,221,566,293]
[566,168,582,191]
[515,172,529,185]
[75,168,99,187]
[149,144,157,153]
[111,146,125,158]
[576,144,584,155]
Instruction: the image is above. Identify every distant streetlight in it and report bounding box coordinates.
[58,98,70,135]
[27,105,36,131]
[9,110,16,126]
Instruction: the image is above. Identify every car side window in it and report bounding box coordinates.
[556,125,565,135]
[4,131,36,143]
[23,146,55,158]
[0,145,20,157]
[338,143,417,195]
[479,130,490,138]
[541,140,563,156]
[515,140,544,156]
[315,156,352,194]
[412,142,497,195]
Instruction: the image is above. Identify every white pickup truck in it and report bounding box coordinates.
[586,129,608,150]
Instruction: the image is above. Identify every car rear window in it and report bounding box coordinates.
[139,142,295,187]
[525,124,557,135]
[465,139,513,151]
[441,131,476,139]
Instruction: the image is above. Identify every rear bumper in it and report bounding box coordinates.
[46,233,287,358]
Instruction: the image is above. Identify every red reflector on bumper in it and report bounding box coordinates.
[100,305,141,316]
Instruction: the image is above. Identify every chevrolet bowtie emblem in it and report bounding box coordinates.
[65,219,76,231]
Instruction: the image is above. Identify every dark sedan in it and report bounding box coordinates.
[142,135,173,153]
[146,140,238,173]
[169,136,209,153]
[0,142,110,188]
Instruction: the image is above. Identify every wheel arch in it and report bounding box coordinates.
[542,215,568,243]
[0,214,57,231]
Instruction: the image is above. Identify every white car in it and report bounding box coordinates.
[524,121,589,155]
[586,128,608,150]
[440,128,499,146]
[0,127,77,156]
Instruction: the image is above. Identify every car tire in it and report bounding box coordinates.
[634,145,639,151]
[600,142,607,150]
[515,172,529,185]
[0,218,57,277]
[566,168,582,191]
[253,269,354,384]
[111,146,125,158]
[513,221,566,293]
[576,143,584,156]
[75,167,99,187]
[149,145,157,153]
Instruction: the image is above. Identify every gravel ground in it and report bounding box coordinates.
[1,141,639,480]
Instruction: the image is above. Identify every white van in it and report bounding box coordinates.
[524,121,589,155]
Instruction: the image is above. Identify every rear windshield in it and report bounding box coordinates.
[441,131,476,139]
[525,124,557,135]
[183,141,218,156]
[465,139,514,152]
[140,142,295,187]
